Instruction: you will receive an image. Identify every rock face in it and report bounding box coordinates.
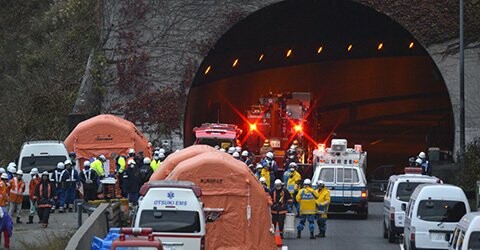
[83,0,479,149]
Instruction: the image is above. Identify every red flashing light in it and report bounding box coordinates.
[249,123,257,131]
[361,191,368,198]
[294,124,303,132]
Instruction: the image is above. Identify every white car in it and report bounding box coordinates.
[404,184,470,250]
[383,168,440,243]
[134,180,206,250]
[448,212,480,250]
[17,141,70,197]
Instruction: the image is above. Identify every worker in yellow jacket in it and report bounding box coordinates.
[90,155,106,178]
[260,165,271,190]
[286,164,301,215]
[315,180,330,238]
[295,179,318,239]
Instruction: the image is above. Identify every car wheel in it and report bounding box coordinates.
[388,227,396,243]
[383,223,388,239]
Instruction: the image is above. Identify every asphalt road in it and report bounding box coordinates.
[283,202,401,250]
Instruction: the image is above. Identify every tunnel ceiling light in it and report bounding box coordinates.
[204,65,211,75]
[232,58,239,68]
[377,43,383,50]
[317,46,323,54]
[258,53,264,62]
[347,44,353,52]
[409,42,415,49]
[286,49,293,58]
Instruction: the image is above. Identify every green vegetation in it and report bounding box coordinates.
[0,0,98,164]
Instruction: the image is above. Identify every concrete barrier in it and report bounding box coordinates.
[66,203,110,250]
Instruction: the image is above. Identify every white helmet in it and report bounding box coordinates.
[143,157,152,164]
[232,152,240,158]
[220,148,226,152]
[288,162,297,168]
[255,164,263,170]
[259,177,266,183]
[41,171,49,176]
[0,168,5,174]
[57,162,65,170]
[84,161,91,167]
[16,169,23,175]
[128,148,135,154]
[30,168,39,175]
[418,152,426,159]
[303,179,312,185]
[159,148,166,154]
[235,146,242,153]
[7,165,16,174]
[415,158,423,165]
[64,159,72,166]
[274,179,282,185]
[158,153,165,159]
[127,159,136,165]
[241,150,249,157]
[7,162,17,168]
[227,147,236,154]
[266,152,274,159]
[317,180,325,186]
[1,173,8,179]
[99,155,107,161]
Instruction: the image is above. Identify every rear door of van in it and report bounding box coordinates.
[135,188,205,250]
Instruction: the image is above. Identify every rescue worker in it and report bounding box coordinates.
[150,152,162,173]
[27,168,40,224]
[9,170,25,224]
[0,206,13,249]
[286,163,302,216]
[0,173,8,209]
[51,162,65,213]
[259,177,269,193]
[242,151,254,172]
[90,154,106,178]
[262,152,277,188]
[254,164,263,180]
[34,171,56,228]
[270,179,292,239]
[232,152,241,160]
[62,160,79,212]
[235,146,242,153]
[6,164,16,181]
[227,147,236,155]
[315,180,330,238]
[123,159,140,205]
[296,179,318,239]
[79,161,98,202]
[127,148,136,161]
[260,162,271,190]
[69,151,77,168]
[418,152,431,176]
[115,153,127,174]
[139,157,152,187]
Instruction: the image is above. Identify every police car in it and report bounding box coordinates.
[383,168,441,243]
[134,180,206,250]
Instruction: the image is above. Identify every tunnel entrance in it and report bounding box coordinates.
[185,0,454,173]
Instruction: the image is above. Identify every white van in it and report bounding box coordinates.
[448,212,480,250]
[18,141,69,196]
[404,184,470,250]
[312,165,369,218]
[383,168,441,243]
[134,180,206,250]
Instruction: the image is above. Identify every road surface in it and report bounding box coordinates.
[284,202,401,250]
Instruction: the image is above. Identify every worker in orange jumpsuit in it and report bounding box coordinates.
[27,168,41,224]
[9,170,25,224]
[0,173,9,209]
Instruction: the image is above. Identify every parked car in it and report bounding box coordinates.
[368,164,395,202]
[447,211,480,250]
[404,184,470,250]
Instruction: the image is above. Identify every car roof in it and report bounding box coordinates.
[458,212,480,229]
[411,183,465,199]
[389,174,438,182]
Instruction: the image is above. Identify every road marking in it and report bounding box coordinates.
[399,243,405,250]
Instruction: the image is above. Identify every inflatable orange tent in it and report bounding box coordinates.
[150,146,277,250]
[64,114,151,172]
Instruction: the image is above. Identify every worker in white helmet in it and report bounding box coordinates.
[79,160,98,202]
[235,146,242,153]
[296,178,319,239]
[259,177,269,193]
[0,173,9,209]
[34,171,56,228]
[417,151,431,175]
[51,162,65,213]
[123,159,140,205]
[7,163,16,181]
[227,147,236,155]
[90,154,106,178]
[315,180,330,238]
[62,159,79,212]
[9,169,26,223]
[27,168,41,224]
[232,151,241,160]
[241,150,254,172]
[262,151,278,188]
[270,179,292,238]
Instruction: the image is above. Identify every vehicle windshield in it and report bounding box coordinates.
[139,209,201,233]
[336,168,359,183]
[319,168,334,183]
[196,138,234,149]
[468,231,480,249]
[417,200,466,222]
[20,155,67,173]
[396,182,423,202]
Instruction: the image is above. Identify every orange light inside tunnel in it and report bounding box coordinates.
[204,66,211,75]
[286,49,293,58]
[347,44,353,52]
[409,42,415,49]
[258,54,264,61]
[249,123,257,131]
[317,46,323,54]
[232,58,239,68]
[377,43,383,50]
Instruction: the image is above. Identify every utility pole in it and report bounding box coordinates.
[459,0,465,167]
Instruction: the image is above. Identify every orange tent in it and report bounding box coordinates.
[64,114,151,171]
[151,146,277,250]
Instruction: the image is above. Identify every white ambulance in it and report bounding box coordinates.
[448,212,480,250]
[134,180,206,250]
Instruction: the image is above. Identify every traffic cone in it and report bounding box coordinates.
[275,222,283,247]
